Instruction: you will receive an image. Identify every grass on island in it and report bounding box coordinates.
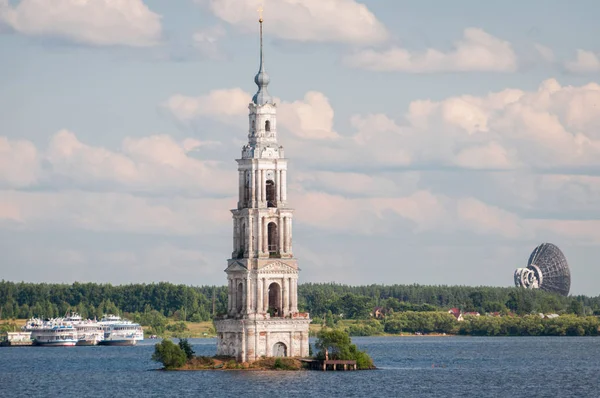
[177,356,303,371]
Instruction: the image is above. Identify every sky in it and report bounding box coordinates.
[1,0,600,295]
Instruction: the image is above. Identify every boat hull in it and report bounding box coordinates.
[34,341,77,347]
[76,340,99,346]
[98,340,137,346]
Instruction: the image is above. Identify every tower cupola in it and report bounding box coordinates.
[252,15,273,105]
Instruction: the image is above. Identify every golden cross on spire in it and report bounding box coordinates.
[258,5,264,22]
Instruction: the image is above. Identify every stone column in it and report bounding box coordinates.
[289,278,294,313]
[253,324,259,361]
[254,169,259,207]
[241,328,246,362]
[291,278,297,312]
[245,278,251,314]
[265,331,270,356]
[257,277,262,313]
[261,169,266,206]
[262,217,267,254]
[278,170,283,204]
[232,218,238,253]
[283,217,289,253]
[250,169,255,208]
[288,218,293,254]
[274,167,280,203]
[263,278,268,313]
[248,214,253,257]
[278,216,284,255]
[282,170,287,202]
[257,216,262,256]
[283,278,289,315]
[232,278,237,314]
[238,170,244,208]
[279,280,284,315]
[300,331,304,357]
[289,331,294,357]
[227,279,232,314]
[241,280,246,315]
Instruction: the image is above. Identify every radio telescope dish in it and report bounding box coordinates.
[514,243,571,296]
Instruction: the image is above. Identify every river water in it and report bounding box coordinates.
[1,336,599,397]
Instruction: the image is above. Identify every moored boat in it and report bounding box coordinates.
[98,314,144,346]
[64,313,104,346]
[23,318,78,347]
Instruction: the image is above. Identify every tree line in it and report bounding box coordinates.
[1,281,598,322]
[340,312,599,337]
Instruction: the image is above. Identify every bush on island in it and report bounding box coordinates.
[314,328,374,369]
[178,338,195,360]
[152,339,187,369]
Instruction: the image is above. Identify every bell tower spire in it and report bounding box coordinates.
[252,8,272,105]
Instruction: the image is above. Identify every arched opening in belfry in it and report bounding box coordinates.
[236,282,243,313]
[240,223,246,258]
[267,222,278,256]
[265,120,271,132]
[268,282,281,317]
[273,342,287,357]
[266,180,276,207]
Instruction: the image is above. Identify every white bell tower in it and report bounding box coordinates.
[214,13,311,363]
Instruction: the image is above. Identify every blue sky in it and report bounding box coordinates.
[1,0,600,295]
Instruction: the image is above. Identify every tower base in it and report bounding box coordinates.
[215,314,311,362]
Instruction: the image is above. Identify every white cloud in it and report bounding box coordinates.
[160,79,595,173]
[199,0,388,45]
[343,28,517,73]
[0,136,39,188]
[0,130,233,196]
[534,43,555,63]
[398,79,600,170]
[193,25,227,60]
[164,89,339,140]
[0,189,230,235]
[50,130,234,195]
[163,88,251,124]
[565,49,600,73]
[456,197,523,239]
[0,0,162,47]
[292,187,525,239]
[278,92,339,140]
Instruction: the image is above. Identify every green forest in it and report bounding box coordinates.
[1,281,598,336]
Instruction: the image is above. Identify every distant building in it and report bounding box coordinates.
[463,312,480,317]
[448,308,463,321]
[371,307,385,319]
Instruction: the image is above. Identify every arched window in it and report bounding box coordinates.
[266,180,276,207]
[236,282,243,313]
[265,120,271,132]
[268,282,281,316]
[273,342,287,357]
[268,222,278,256]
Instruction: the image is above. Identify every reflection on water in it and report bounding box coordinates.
[1,336,599,397]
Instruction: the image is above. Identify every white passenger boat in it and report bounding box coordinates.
[98,314,144,346]
[64,313,104,346]
[23,318,78,347]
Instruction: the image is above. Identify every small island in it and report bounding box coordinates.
[152,328,375,371]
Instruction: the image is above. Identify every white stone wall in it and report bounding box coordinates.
[215,318,310,362]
